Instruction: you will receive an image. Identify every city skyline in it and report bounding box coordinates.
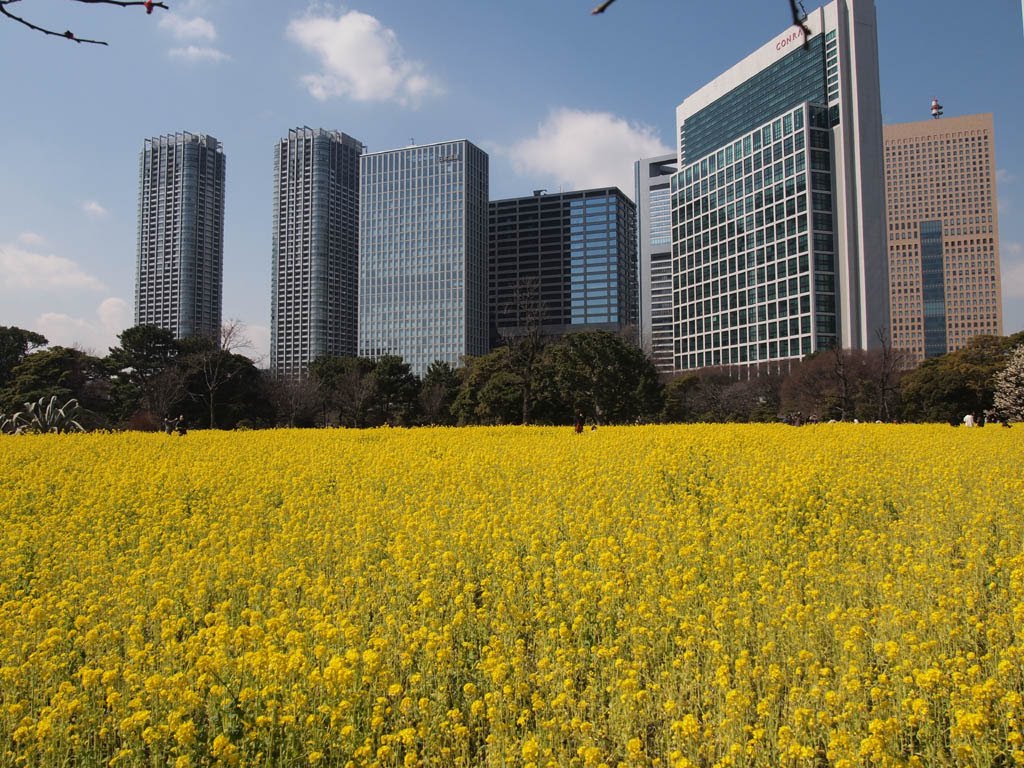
[1,0,1021,361]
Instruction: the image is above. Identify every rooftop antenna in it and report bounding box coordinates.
[930,97,943,119]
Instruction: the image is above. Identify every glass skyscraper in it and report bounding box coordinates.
[271,128,363,378]
[136,133,225,340]
[489,188,637,344]
[358,140,489,376]
[671,0,888,371]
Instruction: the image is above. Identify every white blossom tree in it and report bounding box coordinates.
[993,345,1024,422]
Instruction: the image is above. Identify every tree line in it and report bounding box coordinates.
[1,323,1022,431]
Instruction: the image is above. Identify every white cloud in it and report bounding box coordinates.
[158,7,228,61]
[501,109,671,200]
[17,232,45,246]
[169,46,230,62]
[286,10,442,106]
[35,298,130,356]
[0,243,105,292]
[997,168,1016,185]
[246,323,270,367]
[82,200,109,218]
[159,13,217,40]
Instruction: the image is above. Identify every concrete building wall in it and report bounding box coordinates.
[635,154,677,373]
[884,113,1002,364]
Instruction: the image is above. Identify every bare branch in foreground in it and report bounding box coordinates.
[0,0,167,46]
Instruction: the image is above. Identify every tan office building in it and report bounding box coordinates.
[884,113,1002,364]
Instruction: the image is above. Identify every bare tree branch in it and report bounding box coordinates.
[0,0,167,46]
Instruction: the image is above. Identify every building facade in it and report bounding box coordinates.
[489,188,637,345]
[359,140,489,377]
[635,155,677,373]
[884,113,1002,364]
[271,128,363,378]
[670,0,888,371]
[136,133,225,340]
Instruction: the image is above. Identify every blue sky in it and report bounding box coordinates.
[1,0,1022,362]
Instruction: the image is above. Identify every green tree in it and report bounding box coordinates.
[0,326,47,387]
[419,360,460,425]
[177,321,259,429]
[453,348,520,425]
[661,374,699,423]
[265,372,320,428]
[370,356,420,426]
[548,331,662,424]
[0,346,111,428]
[309,355,377,428]
[105,324,181,425]
[901,333,1024,423]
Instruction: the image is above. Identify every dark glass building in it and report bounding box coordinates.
[489,188,638,345]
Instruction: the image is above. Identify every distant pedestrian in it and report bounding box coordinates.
[163,414,175,435]
[963,413,976,428]
[574,412,584,434]
[175,414,187,436]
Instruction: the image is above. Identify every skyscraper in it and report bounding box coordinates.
[359,140,489,377]
[271,128,363,378]
[670,0,888,371]
[136,133,225,340]
[635,154,677,373]
[884,112,1002,363]
[489,188,637,345]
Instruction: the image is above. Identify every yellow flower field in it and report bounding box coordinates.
[1,425,1022,767]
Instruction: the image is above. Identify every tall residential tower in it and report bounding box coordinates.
[884,112,1002,363]
[271,128,363,378]
[359,140,489,376]
[670,0,888,371]
[136,133,225,339]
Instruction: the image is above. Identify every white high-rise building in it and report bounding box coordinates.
[271,128,363,378]
[136,133,225,340]
[635,153,678,373]
[671,0,888,371]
